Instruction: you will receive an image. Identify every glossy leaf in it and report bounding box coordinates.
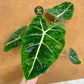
[68,47,81,64]
[21,15,66,80]
[45,2,74,20]
[4,26,27,52]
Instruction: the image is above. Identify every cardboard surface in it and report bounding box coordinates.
[0,0,84,84]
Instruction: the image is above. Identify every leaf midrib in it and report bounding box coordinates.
[69,56,78,62]
[56,3,72,18]
[5,36,21,46]
[27,31,46,78]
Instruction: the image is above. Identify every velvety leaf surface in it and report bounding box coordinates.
[4,26,27,51]
[21,15,66,80]
[45,2,74,20]
[68,47,81,64]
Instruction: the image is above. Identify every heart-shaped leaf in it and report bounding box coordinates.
[68,47,81,64]
[45,2,74,20]
[4,26,27,52]
[21,15,66,80]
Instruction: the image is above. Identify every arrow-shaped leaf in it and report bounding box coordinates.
[68,47,81,64]
[4,26,27,51]
[45,2,74,20]
[21,15,66,80]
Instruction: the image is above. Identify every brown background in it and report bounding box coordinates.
[0,0,84,84]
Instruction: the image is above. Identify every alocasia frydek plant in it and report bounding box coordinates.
[3,2,81,81]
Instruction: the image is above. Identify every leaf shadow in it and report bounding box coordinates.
[43,12,68,25]
[43,12,54,25]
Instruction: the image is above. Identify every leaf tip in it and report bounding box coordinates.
[3,45,8,52]
[78,60,81,64]
[69,47,72,50]
[25,78,28,82]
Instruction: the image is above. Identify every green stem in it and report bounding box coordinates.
[60,54,67,56]
[54,19,57,23]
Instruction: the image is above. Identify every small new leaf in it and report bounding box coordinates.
[68,47,81,64]
[4,26,27,52]
[45,2,74,20]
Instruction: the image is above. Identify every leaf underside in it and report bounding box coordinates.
[45,2,74,20]
[21,15,66,80]
[4,26,27,51]
[68,47,81,64]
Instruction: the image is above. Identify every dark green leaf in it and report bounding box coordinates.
[4,26,27,52]
[68,47,81,64]
[45,2,74,20]
[21,15,66,80]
